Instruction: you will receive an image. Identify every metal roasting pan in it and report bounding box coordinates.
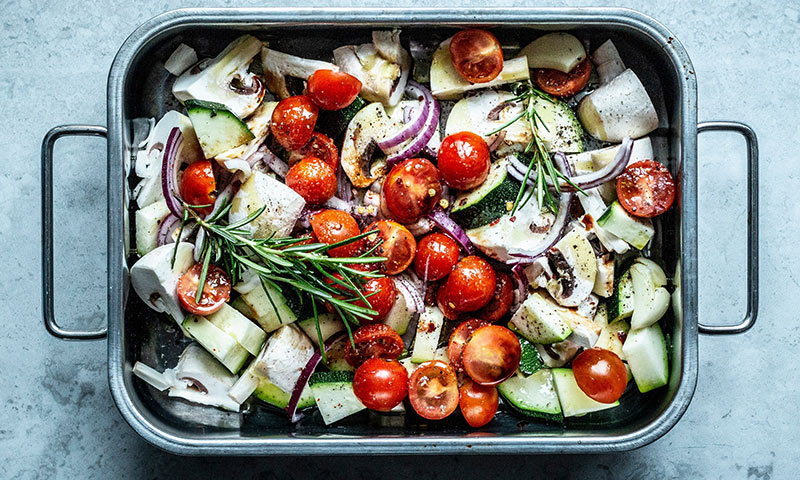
[41,7,760,455]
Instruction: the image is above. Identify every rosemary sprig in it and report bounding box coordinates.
[486,81,582,215]
[177,199,387,351]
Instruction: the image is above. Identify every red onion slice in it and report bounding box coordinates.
[336,164,353,202]
[394,275,424,314]
[156,214,180,247]
[508,137,634,191]
[511,263,529,293]
[426,208,474,254]
[378,81,430,152]
[507,192,574,263]
[161,127,185,217]
[262,147,288,178]
[285,333,346,423]
[286,351,322,423]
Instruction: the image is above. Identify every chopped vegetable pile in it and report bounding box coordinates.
[131,29,675,428]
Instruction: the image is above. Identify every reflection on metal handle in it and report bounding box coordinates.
[697,121,759,334]
[42,125,108,340]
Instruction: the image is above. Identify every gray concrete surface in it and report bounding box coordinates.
[1,0,796,478]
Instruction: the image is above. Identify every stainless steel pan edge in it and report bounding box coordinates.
[104,7,699,455]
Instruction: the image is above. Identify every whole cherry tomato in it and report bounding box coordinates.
[436,286,462,321]
[616,160,676,218]
[306,69,363,111]
[448,318,490,372]
[288,132,339,170]
[408,360,459,420]
[344,323,404,367]
[310,209,363,258]
[437,132,491,190]
[533,57,592,98]
[177,263,231,316]
[475,272,514,322]
[437,256,496,313]
[461,325,521,386]
[449,29,504,84]
[381,158,443,224]
[180,160,216,216]
[353,358,408,411]
[285,156,337,204]
[363,220,417,275]
[413,233,459,282]
[459,378,499,428]
[572,348,628,404]
[353,276,396,323]
[270,95,319,150]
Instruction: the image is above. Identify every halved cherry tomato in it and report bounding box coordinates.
[413,233,459,282]
[449,29,504,84]
[462,325,521,386]
[353,276,397,323]
[285,156,337,204]
[437,132,490,190]
[475,272,514,323]
[180,160,216,216]
[306,69,363,111]
[459,378,499,428]
[288,132,339,170]
[572,348,628,404]
[437,256,496,313]
[381,158,443,224]
[533,57,592,98]
[408,360,459,420]
[176,263,231,316]
[310,209,363,258]
[363,220,417,275]
[448,318,489,372]
[344,323,404,367]
[616,160,676,218]
[270,95,319,150]
[353,358,408,411]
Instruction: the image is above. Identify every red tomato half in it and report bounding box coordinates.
[413,233,459,282]
[353,276,396,323]
[447,318,490,372]
[289,132,339,170]
[437,132,490,190]
[344,323,404,368]
[461,325,521,386]
[177,263,231,316]
[307,69,362,111]
[475,272,514,322]
[408,360,459,420]
[363,220,417,275]
[437,256,496,313]
[310,209,363,258]
[459,378,499,428]
[353,358,408,411]
[381,158,443,224]
[285,156,337,204]
[572,348,628,404]
[616,160,676,218]
[180,160,216,216]
[449,29,504,84]
[533,57,592,98]
[270,95,319,150]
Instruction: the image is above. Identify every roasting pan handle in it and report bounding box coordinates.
[42,125,108,340]
[696,121,759,334]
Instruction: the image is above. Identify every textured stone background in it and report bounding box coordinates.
[1,0,796,478]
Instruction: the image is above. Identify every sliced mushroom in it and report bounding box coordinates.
[261,47,338,99]
[172,35,265,119]
[339,102,397,187]
[545,226,597,307]
[333,30,411,107]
